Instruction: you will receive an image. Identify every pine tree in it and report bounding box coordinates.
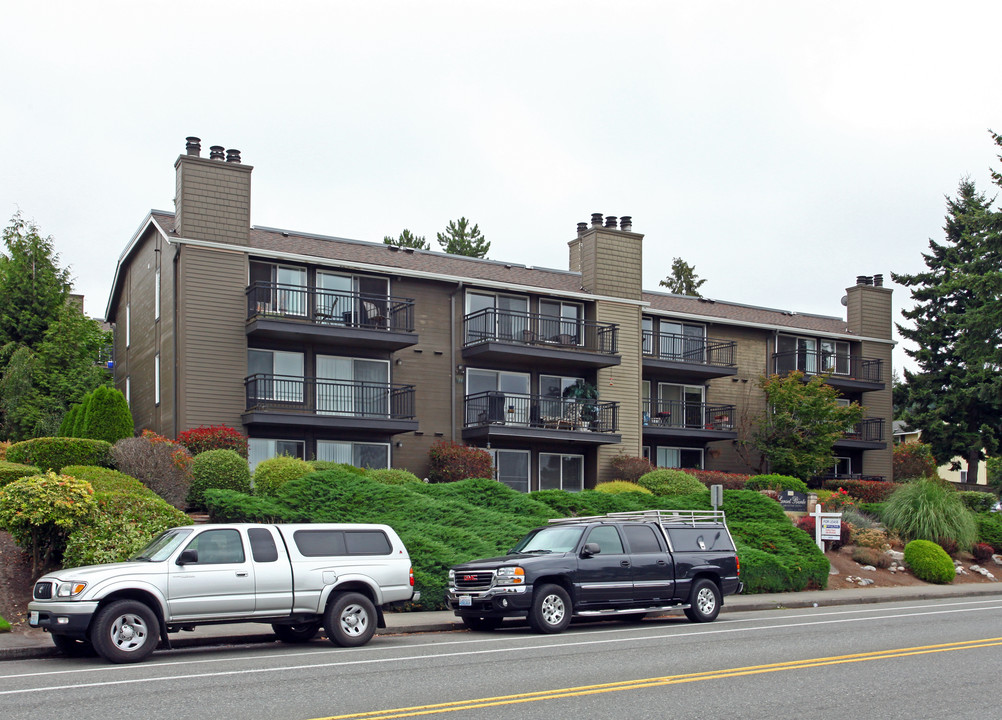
[658,257,706,297]
[436,217,490,258]
[383,229,429,250]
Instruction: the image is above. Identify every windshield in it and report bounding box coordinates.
[511,526,584,554]
[129,528,194,562]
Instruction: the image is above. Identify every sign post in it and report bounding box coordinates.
[710,484,723,512]
[810,507,842,552]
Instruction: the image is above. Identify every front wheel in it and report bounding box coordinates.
[460,615,503,631]
[528,584,572,634]
[272,621,321,643]
[684,579,721,623]
[90,600,160,663]
[325,592,377,647]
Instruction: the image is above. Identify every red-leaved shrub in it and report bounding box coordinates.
[893,441,938,480]
[177,425,249,458]
[610,454,654,483]
[427,441,493,483]
[972,542,995,563]
[689,469,751,490]
[821,478,900,503]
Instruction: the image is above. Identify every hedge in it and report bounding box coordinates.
[0,460,42,487]
[5,437,112,473]
[637,469,707,496]
[821,479,901,503]
[746,474,809,493]
[61,465,155,497]
[189,449,252,509]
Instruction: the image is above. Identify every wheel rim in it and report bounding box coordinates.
[540,593,566,626]
[109,613,151,653]
[695,587,716,615]
[339,603,370,637]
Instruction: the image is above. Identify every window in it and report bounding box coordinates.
[154,269,160,321]
[585,526,624,554]
[465,291,529,342]
[316,271,389,326]
[647,382,704,428]
[467,369,530,424]
[488,449,530,493]
[656,447,703,469]
[623,524,664,554]
[777,335,850,376]
[539,299,582,345]
[959,470,968,483]
[833,457,852,475]
[248,349,305,403]
[125,303,130,348]
[248,438,305,471]
[315,355,389,417]
[659,320,705,362]
[154,353,160,406]
[293,530,392,557]
[316,440,390,469]
[540,453,584,492]
[539,374,585,426]
[642,316,654,354]
[186,529,245,564]
[248,528,279,563]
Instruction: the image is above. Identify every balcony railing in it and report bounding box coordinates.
[642,400,736,430]
[842,417,885,442]
[773,350,883,383]
[245,374,415,418]
[642,331,736,367]
[247,282,415,333]
[464,391,619,432]
[463,309,618,354]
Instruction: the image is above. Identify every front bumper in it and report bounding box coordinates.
[446,584,532,616]
[27,600,99,638]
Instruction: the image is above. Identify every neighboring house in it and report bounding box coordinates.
[104,138,894,489]
[892,420,988,486]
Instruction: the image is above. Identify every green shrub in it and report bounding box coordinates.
[688,469,751,490]
[637,469,706,496]
[594,480,653,495]
[719,489,791,523]
[204,489,298,523]
[975,514,1002,552]
[893,441,938,480]
[61,465,154,497]
[0,472,97,574]
[0,440,10,460]
[610,454,654,482]
[957,491,996,514]
[734,542,793,593]
[176,425,249,458]
[58,404,82,437]
[62,492,192,567]
[367,468,422,485]
[78,386,134,444]
[903,539,955,584]
[852,546,891,568]
[310,461,366,475]
[746,474,809,492]
[6,437,112,473]
[0,460,41,487]
[427,441,492,483]
[851,527,889,550]
[253,455,315,496]
[821,487,858,513]
[882,478,977,550]
[987,456,1002,494]
[111,433,193,509]
[189,449,251,509]
[729,520,829,591]
[842,507,880,531]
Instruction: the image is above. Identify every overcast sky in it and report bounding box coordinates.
[4,1,1002,374]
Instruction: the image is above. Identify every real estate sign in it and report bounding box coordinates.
[820,516,842,541]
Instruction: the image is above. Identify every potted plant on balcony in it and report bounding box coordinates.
[562,380,599,429]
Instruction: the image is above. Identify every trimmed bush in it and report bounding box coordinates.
[367,468,422,485]
[310,461,366,475]
[882,478,977,550]
[734,542,793,593]
[189,449,252,509]
[893,441,938,480]
[594,480,653,495]
[729,520,829,591]
[427,441,492,483]
[637,469,707,496]
[0,472,96,574]
[903,539,955,584]
[78,386,134,444]
[6,437,112,473]
[0,460,41,487]
[61,465,154,497]
[747,474,809,493]
[851,527,889,550]
[975,514,1002,552]
[852,546,891,568]
[957,491,996,514]
[253,455,315,497]
[176,425,248,458]
[62,492,191,567]
[204,488,298,523]
[688,469,751,490]
[111,432,193,510]
[610,454,654,482]
[822,478,901,503]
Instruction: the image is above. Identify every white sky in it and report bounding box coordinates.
[4,1,1002,375]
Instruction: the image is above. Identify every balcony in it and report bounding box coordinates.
[642,331,737,381]
[641,400,738,441]
[245,283,418,351]
[462,392,621,445]
[834,417,886,450]
[773,350,884,391]
[242,375,418,434]
[462,309,620,371]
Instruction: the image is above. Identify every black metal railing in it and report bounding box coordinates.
[641,400,736,431]
[246,282,415,333]
[464,391,619,432]
[641,331,736,367]
[245,374,415,419]
[842,417,885,442]
[772,350,883,383]
[463,309,618,354]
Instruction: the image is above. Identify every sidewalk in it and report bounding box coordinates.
[4,583,1001,661]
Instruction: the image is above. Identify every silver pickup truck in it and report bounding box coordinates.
[28,523,418,663]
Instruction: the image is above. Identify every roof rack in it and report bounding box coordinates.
[547,510,727,527]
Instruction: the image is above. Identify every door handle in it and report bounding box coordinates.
[656,560,667,566]
[620,560,631,567]
[236,572,249,577]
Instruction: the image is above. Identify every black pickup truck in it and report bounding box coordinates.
[446,510,742,633]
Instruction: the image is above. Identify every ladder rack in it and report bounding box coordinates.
[547,509,727,527]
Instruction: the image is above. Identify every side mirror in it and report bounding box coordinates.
[581,542,601,558]
[177,549,198,565]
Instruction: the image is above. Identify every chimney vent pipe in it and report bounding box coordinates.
[856,275,871,286]
[604,216,618,228]
[591,213,603,228]
[620,216,632,232]
[185,137,201,156]
[873,273,883,287]
[576,222,588,235]
[209,145,225,161]
[226,149,242,164]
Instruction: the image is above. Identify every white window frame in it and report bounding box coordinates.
[655,446,704,470]
[316,440,390,469]
[247,349,305,403]
[154,268,160,322]
[125,303,130,348]
[154,353,160,406]
[539,299,583,346]
[488,449,530,493]
[248,438,306,472]
[539,452,584,492]
[125,376,130,405]
[315,355,390,417]
[465,290,530,343]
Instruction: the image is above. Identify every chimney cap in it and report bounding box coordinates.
[590,213,603,227]
[209,145,225,160]
[185,137,201,156]
[226,148,242,164]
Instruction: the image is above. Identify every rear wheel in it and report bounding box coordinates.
[90,600,160,663]
[528,584,572,634]
[460,615,503,631]
[51,633,96,657]
[272,621,321,643]
[325,592,377,647]
[684,579,721,623]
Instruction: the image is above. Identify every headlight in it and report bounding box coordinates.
[495,567,525,586]
[448,569,455,583]
[56,582,87,598]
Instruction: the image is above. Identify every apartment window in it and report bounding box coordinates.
[154,353,160,406]
[316,271,389,326]
[642,316,654,354]
[777,335,850,376]
[644,382,704,428]
[316,355,389,416]
[656,447,703,470]
[465,291,529,343]
[539,299,583,345]
[248,439,305,471]
[125,303,130,348]
[959,470,968,483]
[658,320,705,362]
[833,457,852,475]
[249,262,308,316]
[539,453,584,492]
[488,449,530,493]
[316,441,390,469]
[467,369,530,424]
[154,269,160,321]
[248,349,305,403]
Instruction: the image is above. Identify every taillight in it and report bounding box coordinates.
[736,556,741,576]
[409,567,414,587]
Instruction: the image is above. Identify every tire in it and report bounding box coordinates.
[527,583,572,634]
[325,592,377,647]
[460,615,503,631]
[272,621,321,643]
[51,633,97,657]
[684,578,721,623]
[90,600,160,664]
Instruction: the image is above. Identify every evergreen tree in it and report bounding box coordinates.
[658,257,706,297]
[383,229,429,250]
[436,217,490,258]
[78,385,133,444]
[892,172,1002,480]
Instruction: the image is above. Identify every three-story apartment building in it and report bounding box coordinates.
[105,139,894,489]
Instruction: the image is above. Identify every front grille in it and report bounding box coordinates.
[34,581,53,600]
[454,571,493,591]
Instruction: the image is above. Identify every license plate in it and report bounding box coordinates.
[458,596,472,607]
[29,611,39,626]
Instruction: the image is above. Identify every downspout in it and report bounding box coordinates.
[450,281,465,442]
[172,242,181,439]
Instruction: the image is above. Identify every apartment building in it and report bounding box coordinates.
[105,139,894,489]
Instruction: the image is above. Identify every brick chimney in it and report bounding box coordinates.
[568,214,643,300]
[174,137,252,245]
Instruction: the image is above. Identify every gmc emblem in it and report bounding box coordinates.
[463,575,478,582]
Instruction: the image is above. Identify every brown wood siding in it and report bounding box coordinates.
[176,245,249,432]
[860,339,893,479]
[596,300,641,483]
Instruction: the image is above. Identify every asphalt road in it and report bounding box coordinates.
[2,597,1001,720]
